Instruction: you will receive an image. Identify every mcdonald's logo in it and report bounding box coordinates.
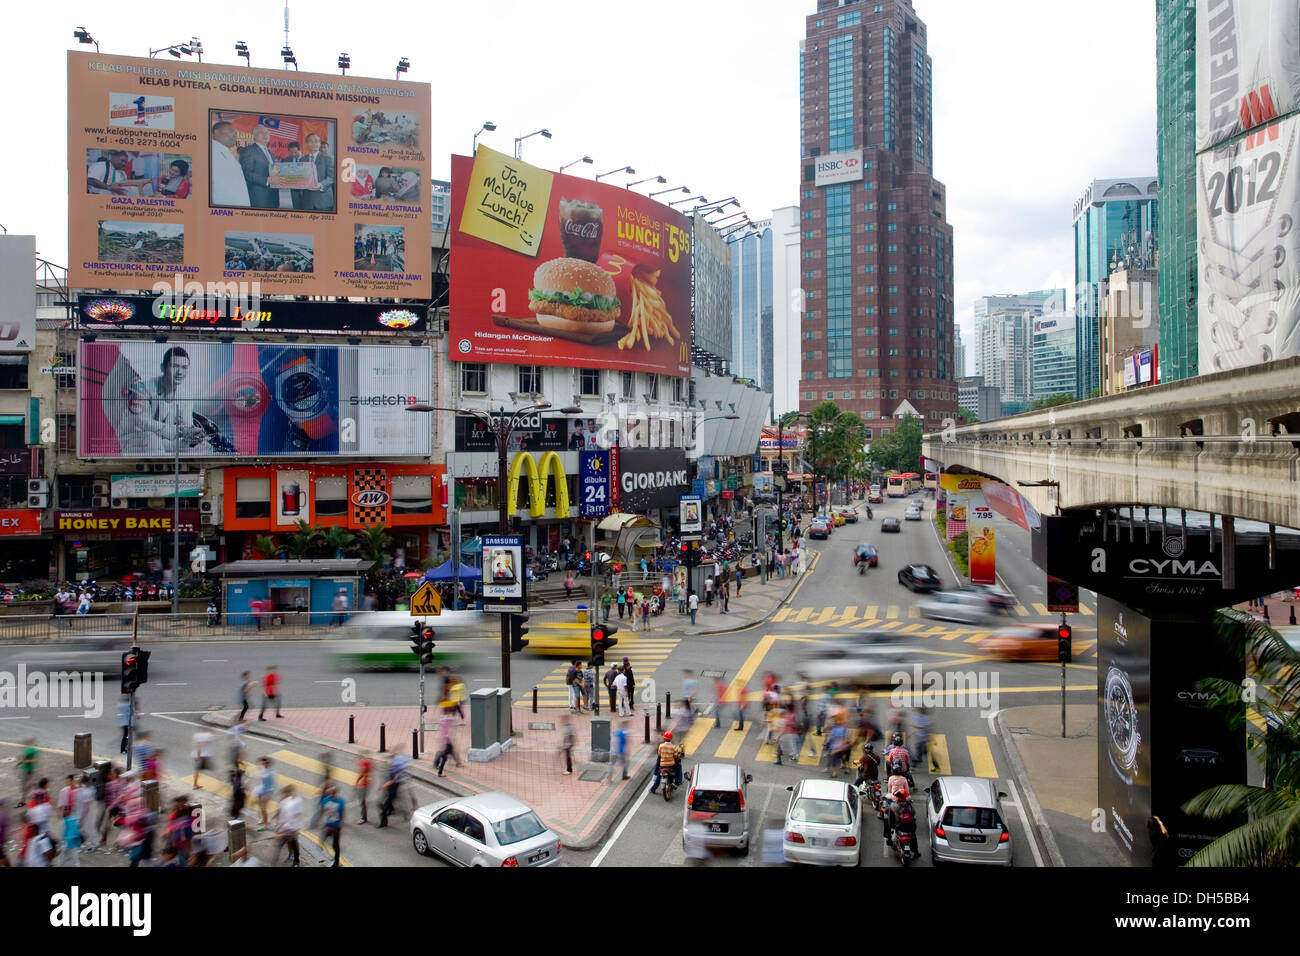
[507,451,571,519]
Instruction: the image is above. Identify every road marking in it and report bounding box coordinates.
[876,620,903,631]
[201,660,228,663]
[1031,603,1049,615]
[863,605,879,618]
[772,607,795,623]
[837,606,858,626]
[812,607,837,625]
[0,716,30,720]
[929,733,950,774]
[682,715,714,757]
[154,682,188,686]
[963,631,993,643]
[967,736,997,778]
[941,629,968,641]
[851,618,882,630]
[897,623,925,634]
[1012,606,1031,617]
[715,722,749,759]
[792,608,813,623]
[886,605,901,619]
[908,606,921,619]
[592,774,655,867]
[272,748,360,786]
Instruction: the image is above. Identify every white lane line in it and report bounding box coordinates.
[201,660,228,663]
[154,682,188,686]
[0,716,30,720]
[987,710,1043,869]
[313,680,347,685]
[592,776,655,867]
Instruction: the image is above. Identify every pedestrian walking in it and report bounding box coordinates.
[601,589,613,622]
[74,773,97,855]
[320,783,344,866]
[735,565,743,596]
[229,764,247,822]
[275,785,302,866]
[604,662,619,712]
[256,756,276,830]
[714,680,727,728]
[259,665,282,720]
[566,660,582,714]
[564,572,575,599]
[117,695,132,754]
[675,582,685,614]
[720,582,730,614]
[614,667,630,717]
[560,716,576,775]
[434,707,460,776]
[355,753,372,823]
[582,660,597,711]
[640,597,652,631]
[238,671,256,723]
[682,670,698,715]
[377,746,411,828]
[191,727,214,789]
[617,587,627,619]
[688,589,699,625]
[622,658,636,712]
[705,574,714,606]
[332,587,350,625]
[448,673,466,723]
[97,767,121,850]
[613,719,629,781]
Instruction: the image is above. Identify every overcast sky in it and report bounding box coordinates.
[12,0,1155,375]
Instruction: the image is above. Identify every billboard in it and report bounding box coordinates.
[579,450,611,518]
[76,293,427,334]
[0,236,36,351]
[111,474,201,498]
[814,149,864,186]
[449,147,692,377]
[77,340,430,458]
[968,505,996,585]
[482,534,526,612]
[68,51,431,297]
[1097,595,1153,861]
[1196,0,1300,152]
[617,448,690,511]
[1196,113,1300,373]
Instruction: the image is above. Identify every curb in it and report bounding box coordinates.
[993,710,1066,867]
[683,557,812,636]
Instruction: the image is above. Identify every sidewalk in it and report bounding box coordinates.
[1231,590,1300,628]
[203,704,662,850]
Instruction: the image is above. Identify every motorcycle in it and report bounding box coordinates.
[857,559,866,575]
[659,766,678,802]
[857,778,882,813]
[886,801,919,865]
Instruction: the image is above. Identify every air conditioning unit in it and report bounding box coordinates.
[92,496,110,508]
[111,497,128,509]
[28,493,48,509]
[27,478,49,495]
[199,499,215,514]
[135,463,149,473]
[151,463,169,474]
[201,512,215,526]
[92,480,110,496]
[147,497,166,508]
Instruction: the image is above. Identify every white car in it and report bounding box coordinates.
[917,590,1000,625]
[905,504,923,521]
[411,792,562,867]
[782,778,862,866]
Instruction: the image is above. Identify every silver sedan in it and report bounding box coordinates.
[410,792,562,867]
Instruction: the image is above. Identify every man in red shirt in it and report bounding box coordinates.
[259,665,282,720]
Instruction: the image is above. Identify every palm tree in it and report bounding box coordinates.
[319,526,355,559]
[353,525,394,595]
[1182,609,1300,866]
[803,401,865,508]
[251,535,278,559]
[284,520,322,560]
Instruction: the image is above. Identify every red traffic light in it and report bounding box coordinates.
[1057,624,1072,639]
[592,628,604,642]
[585,552,592,561]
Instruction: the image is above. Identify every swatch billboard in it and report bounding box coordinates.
[77,340,431,458]
[449,147,692,378]
[67,51,431,298]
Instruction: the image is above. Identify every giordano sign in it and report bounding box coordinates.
[506,451,571,519]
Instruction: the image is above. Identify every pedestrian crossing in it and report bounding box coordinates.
[772,601,1094,632]
[521,636,683,709]
[673,712,1002,779]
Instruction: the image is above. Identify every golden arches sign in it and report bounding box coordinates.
[506,451,571,518]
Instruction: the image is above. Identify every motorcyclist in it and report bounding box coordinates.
[885,735,914,788]
[885,786,918,851]
[854,743,881,789]
[648,731,683,794]
[866,506,873,519]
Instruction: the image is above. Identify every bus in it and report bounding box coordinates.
[924,472,939,492]
[886,472,921,497]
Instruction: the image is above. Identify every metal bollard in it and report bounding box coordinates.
[666,692,671,716]
[656,703,661,731]
[412,729,419,759]
[379,723,387,753]
[737,701,744,731]
[1291,605,1297,626]
[142,778,160,813]
[348,714,355,744]
[73,732,92,768]
[227,818,247,864]
[644,712,650,743]
[533,687,538,714]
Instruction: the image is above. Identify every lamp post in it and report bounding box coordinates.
[407,399,580,691]
[560,156,594,174]
[595,166,634,181]
[669,194,707,208]
[650,185,690,200]
[626,175,666,191]
[73,27,98,53]
[472,121,497,154]
[772,411,805,555]
[514,128,551,160]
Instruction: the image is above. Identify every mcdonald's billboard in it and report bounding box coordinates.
[506,451,572,519]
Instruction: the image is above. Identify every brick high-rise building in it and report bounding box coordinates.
[797,0,956,436]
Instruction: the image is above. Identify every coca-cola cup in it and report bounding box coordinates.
[559,198,603,262]
[282,480,305,517]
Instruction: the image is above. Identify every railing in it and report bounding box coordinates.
[0,611,364,644]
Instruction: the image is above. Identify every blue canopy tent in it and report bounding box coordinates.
[425,559,482,582]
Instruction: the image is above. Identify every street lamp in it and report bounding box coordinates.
[650,185,690,199]
[234,41,250,66]
[560,156,594,174]
[150,42,195,59]
[338,53,351,74]
[627,175,667,190]
[669,194,706,207]
[406,399,580,693]
[281,46,297,70]
[472,121,497,154]
[596,166,634,181]
[514,128,551,160]
[73,27,98,53]
[395,57,410,80]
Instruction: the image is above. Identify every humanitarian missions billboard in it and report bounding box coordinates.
[68,51,431,297]
[77,340,431,458]
[449,147,692,377]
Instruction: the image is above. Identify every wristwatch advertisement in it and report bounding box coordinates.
[1096,595,1152,860]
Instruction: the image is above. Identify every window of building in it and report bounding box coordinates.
[647,375,660,401]
[887,202,897,211]
[865,390,875,399]
[805,351,816,361]
[864,428,873,439]
[57,477,94,510]
[842,391,852,399]
[803,190,814,199]
[886,244,897,253]
[917,391,926,399]
[673,376,684,403]
[620,370,634,399]
[805,391,814,400]
[888,327,898,336]
[0,422,22,450]
[863,264,875,273]
[55,352,76,390]
[57,413,77,454]
[890,390,899,399]
[518,365,542,395]
[887,223,898,232]
[825,391,835,399]
[391,474,433,515]
[866,327,877,335]
[888,306,899,315]
[235,476,271,520]
[888,348,900,357]
[0,356,27,390]
[864,285,876,294]
[888,285,898,294]
[889,369,899,378]
[804,230,816,239]
[863,243,875,253]
[866,369,877,377]
[0,476,26,509]
[461,363,487,394]
[864,306,876,315]
[579,368,600,397]
[837,11,860,26]
[864,348,877,356]
[864,181,874,190]
[888,264,898,274]
[315,476,347,517]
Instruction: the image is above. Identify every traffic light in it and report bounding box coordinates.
[590,623,619,666]
[1057,624,1073,663]
[121,651,138,694]
[136,649,150,686]
[419,627,436,666]
[509,613,530,653]
[409,620,424,658]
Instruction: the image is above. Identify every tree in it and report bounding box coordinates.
[353,525,394,595]
[251,535,278,559]
[1086,387,1101,399]
[1029,392,1075,411]
[867,414,923,474]
[319,526,355,559]
[803,401,866,503]
[284,520,322,560]
[1182,610,1300,866]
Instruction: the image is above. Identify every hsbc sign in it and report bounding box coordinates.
[814,150,864,186]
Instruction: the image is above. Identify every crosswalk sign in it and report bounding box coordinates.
[410,581,442,617]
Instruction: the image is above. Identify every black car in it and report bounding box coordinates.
[881,517,901,533]
[897,564,941,592]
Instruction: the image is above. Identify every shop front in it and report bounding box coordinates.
[206,559,372,626]
[445,450,585,555]
[0,509,51,582]
[219,463,446,570]
[53,508,200,584]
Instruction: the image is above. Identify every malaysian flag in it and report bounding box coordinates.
[259,116,299,140]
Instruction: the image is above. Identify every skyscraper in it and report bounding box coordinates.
[769,206,803,417]
[953,324,965,379]
[1156,1,1197,383]
[729,220,775,393]
[973,290,1065,413]
[797,0,956,431]
[1072,177,1158,398]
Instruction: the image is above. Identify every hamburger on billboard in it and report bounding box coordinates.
[67,51,432,298]
[449,147,691,377]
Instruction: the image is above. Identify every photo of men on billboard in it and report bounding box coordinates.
[96,221,183,265]
[354,225,404,272]
[224,231,315,274]
[86,150,192,198]
[209,110,336,212]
